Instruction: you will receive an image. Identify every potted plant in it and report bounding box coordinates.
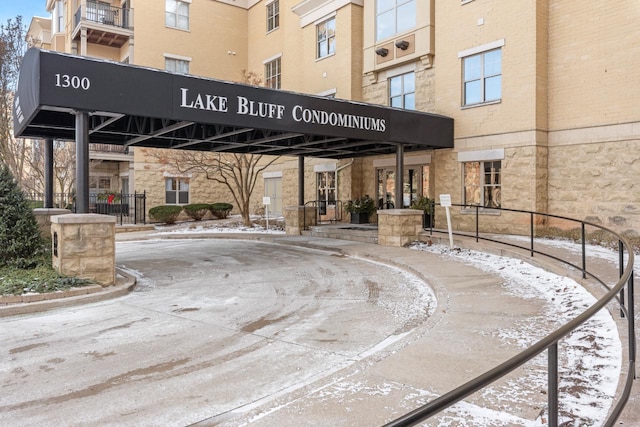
[345,195,376,224]
[410,195,434,229]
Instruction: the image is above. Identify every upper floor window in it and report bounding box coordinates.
[317,17,336,59]
[463,160,501,208]
[389,72,415,110]
[267,0,280,32]
[265,57,281,89]
[165,57,190,74]
[54,1,64,33]
[462,48,502,106]
[376,0,415,41]
[166,0,189,31]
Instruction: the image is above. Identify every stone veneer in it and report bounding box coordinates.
[33,208,72,238]
[50,214,116,286]
[284,206,317,235]
[377,209,423,247]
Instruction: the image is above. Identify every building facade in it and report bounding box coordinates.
[30,0,640,234]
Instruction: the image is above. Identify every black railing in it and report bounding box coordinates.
[89,143,130,154]
[386,203,636,427]
[75,1,132,29]
[302,200,344,229]
[26,191,146,226]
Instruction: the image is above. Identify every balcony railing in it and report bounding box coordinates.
[89,143,130,155]
[74,1,133,30]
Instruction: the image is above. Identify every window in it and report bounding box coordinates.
[166,0,189,30]
[389,72,415,110]
[165,57,189,74]
[376,0,416,41]
[54,1,64,33]
[267,0,279,32]
[90,177,112,194]
[463,161,501,208]
[265,58,281,89]
[317,18,336,59]
[463,48,502,106]
[165,178,189,204]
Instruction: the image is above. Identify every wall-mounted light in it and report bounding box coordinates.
[395,40,409,50]
[375,47,389,57]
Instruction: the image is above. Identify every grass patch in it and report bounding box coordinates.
[0,251,93,296]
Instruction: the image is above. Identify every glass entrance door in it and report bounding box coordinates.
[377,166,429,209]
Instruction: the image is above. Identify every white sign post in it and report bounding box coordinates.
[263,196,271,231]
[439,194,454,249]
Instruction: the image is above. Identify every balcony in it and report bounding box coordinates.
[89,143,132,161]
[73,1,133,48]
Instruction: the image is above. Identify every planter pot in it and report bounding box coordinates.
[96,203,129,215]
[422,212,434,229]
[350,212,370,224]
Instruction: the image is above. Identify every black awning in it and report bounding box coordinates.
[14,48,453,159]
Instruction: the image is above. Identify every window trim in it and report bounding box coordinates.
[264,57,282,89]
[461,160,502,210]
[266,0,280,33]
[164,54,191,74]
[316,16,336,60]
[375,0,417,42]
[165,0,190,31]
[460,43,504,107]
[165,177,190,205]
[388,71,416,110]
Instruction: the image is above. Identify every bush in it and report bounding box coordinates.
[0,164,45,268]
[183,203,210,221]
[149,205,183,224]
[209,203,233,219]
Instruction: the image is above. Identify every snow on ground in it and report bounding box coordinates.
[122,222,629,425]
[152,216,287,236]
[408,242,622,427]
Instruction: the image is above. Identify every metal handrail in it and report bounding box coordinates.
[302,200,343,230]
[386,203,635,427]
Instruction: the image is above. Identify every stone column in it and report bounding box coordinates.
[33,208,72,238]
[377,209,423,247]
[284,205,317,235]
[50,214,116,286]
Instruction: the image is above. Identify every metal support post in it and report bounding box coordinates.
[395,144,404,208]
[298,155,304,206]
[548,342,559,427]
[75,111,90,213]
[44,138,54,208]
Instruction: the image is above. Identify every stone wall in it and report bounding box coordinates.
[51,214,116,286]
[377,209,423,247]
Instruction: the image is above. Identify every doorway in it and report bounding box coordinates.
[377,165,430,209]
[264,177,282,217]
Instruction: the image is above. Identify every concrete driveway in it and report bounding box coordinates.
[0,238,437,426]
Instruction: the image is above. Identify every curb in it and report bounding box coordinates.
[0,268,137,318]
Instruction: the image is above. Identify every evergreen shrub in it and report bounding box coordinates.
[209,203,233,219]
[183,203,210,221]
[0,164,44,268]
[149,205,183,224]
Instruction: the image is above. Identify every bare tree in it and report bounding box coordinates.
[154,150,279,226]
[0,16,28,182]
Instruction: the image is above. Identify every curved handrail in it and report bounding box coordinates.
[384,203,635,427]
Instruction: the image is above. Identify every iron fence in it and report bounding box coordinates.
[25,191,146,226]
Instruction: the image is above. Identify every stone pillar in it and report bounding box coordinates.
[50,214,116,286]
[377,209,423,247]
[284,206,316,235]
[33,208,72,238]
